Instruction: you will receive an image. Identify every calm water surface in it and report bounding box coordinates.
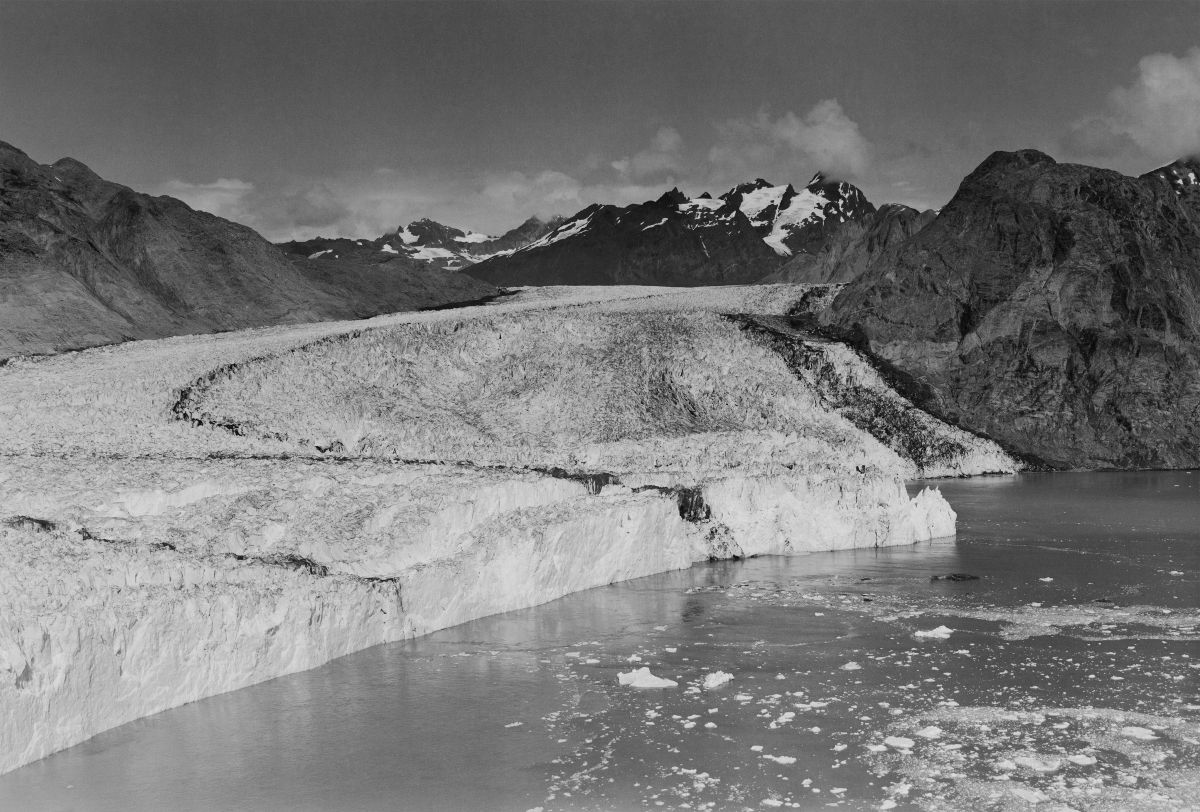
[3,472,1198,811]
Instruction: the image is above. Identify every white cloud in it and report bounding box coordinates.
[1065,47,1200,161]
[709,100,872,182]
[612,126,685,180]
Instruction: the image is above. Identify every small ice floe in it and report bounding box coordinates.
[762,754,797,765]
[703,671,734,689]
[840,662,862,671]
[884,736,915,750]
[751,745,764,752]
[913,626,954,639]
[1039,577,1054,582]
[617,667,677,689]
[1120,726,1160,740]
[1014,756,1061,773]
[1068,754,1098,766]
[1169,570,1184,576]
[505,722,523,728]
[1011,787,1050,803]
[915,726,942,739]
[761,800,783,808]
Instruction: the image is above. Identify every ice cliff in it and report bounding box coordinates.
[0,285,1003,774]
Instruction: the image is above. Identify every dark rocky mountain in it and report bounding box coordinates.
[279,215,564,272]
[823,149,1200,469]
[0,141,496,359]
[763,203,936,284]
[465,176,877,287]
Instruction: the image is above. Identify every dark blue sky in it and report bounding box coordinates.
[3,1,1199,239]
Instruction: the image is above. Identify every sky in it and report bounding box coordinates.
[3,1,1200,241]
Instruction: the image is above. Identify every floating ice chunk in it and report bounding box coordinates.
[703,671,734,689]
[505,722,523,728]
[380,244,399,254]
[763,754,797,765]
[761,800,783,808]
[884,736,915,750]
[1120,726,1160,740]
[1039,577,1054,582]
[1011,787,1049,803]
[841,662,861,671]
[1014,756,1061,773]
[913,626,954,639]
[1169,571,1184,576]
[865,744,887,753]
[704,721,717,729]
[1068,754,1098,765]
[617,667,677,689]
[915,726,942,739]
[751,745,764,752]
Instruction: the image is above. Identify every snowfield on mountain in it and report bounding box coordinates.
[0,284,1015,774]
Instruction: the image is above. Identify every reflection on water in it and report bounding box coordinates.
[3,473,1197,811]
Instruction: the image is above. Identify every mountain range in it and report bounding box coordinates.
[5,131,1200,469]
[278,215,566,273]
[0,141,496,359]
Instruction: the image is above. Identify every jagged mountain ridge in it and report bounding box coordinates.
[279,215,566,272]
[465,175,877,286]
[0,140,497,359]
[823,149,1200,469]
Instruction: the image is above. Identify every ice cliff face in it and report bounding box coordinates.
[0,285,979,775]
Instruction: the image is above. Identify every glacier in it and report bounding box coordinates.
[0,284,1011,775]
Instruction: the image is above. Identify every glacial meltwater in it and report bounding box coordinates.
[3,472,1198,811]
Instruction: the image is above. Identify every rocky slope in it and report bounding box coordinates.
[465,176,876,286]
[279,215,564,272]
[0,140,496,359]
[764,203,936,284]
[0,285,989,774]
[824,150,1200,468]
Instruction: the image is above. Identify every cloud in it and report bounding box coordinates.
[612,126,684,180]
[1064,47,1200,162]
[158,178,255,222]
[709,100,872,182]
[156,104,878,241]
[157,177,349,240]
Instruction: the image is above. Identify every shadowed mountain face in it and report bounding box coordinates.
[0,141,496,359]
[824,150,1200,469]
[465,176,876,286]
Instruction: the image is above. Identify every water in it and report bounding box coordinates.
[3,472,1198,811]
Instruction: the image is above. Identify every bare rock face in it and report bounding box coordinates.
[0,141,496,359]
[824,149,1200,469]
